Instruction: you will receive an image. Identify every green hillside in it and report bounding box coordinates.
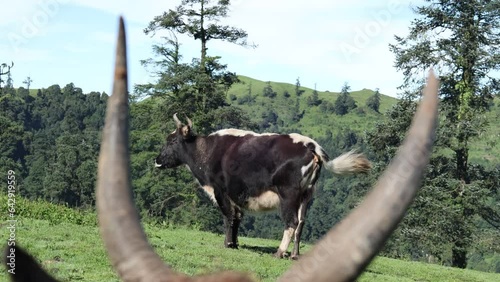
[227,75,398,138]
[468,98,500,167]
[232,75,397,112]
[1,196,499,282]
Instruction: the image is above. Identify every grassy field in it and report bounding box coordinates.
[1,196,499,282]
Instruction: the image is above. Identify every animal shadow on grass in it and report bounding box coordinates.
[240,244,279,256]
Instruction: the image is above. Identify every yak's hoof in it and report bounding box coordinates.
[291,254,300,260]
[225,242,238,249]
[274,250,288,259]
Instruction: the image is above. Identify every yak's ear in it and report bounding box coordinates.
[180,115,193,139]
[173,113,193,139]
[4,245,59,282]
[180,124,191,138]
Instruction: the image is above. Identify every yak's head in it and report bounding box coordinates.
[154,114,194,169]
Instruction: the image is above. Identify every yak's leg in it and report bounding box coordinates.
[291,189,313,260]
[275,190,300,258]
[214,191,239,248]
[275,226,295,258]
[231,207,243,248]
[222,216,239,249]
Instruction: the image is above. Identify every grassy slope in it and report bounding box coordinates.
[1,217,499,282]
[232,75,397,113]
[468,98,500,167]
[228,76,397,138]
[28,89,38,96]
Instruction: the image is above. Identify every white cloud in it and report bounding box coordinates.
[0,2,41,26]
[66,0,174,24]
[88,31,115,45]
[62,42,89,53]
[0,43,52,63]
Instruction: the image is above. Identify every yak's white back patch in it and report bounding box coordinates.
[288,133,316,145]
[288,133,328,162]
[211,128,277,137]
[245,191,280,211]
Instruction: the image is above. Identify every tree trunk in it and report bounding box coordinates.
[452,145,469,269]
[455,146,469,183]
[200,0,207,68]
[452,241,467,269]
[198,0,207,112]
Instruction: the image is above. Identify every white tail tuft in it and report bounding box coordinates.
[324,150,372,175]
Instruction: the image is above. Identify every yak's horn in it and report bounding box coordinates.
[185,115,193,128]
[173,113,182,128]
[96,16,181,281]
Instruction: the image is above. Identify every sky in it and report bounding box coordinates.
[1,0,426,98]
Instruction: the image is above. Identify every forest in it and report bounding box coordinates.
[1,0,499,273]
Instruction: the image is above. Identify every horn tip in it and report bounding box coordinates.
[428,67,435,76]
[424,68,440,100]
[112,15,128,99]
[117,17,125,49]
[119,15,124,27]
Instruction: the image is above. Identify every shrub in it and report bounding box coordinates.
[1,194,97,226]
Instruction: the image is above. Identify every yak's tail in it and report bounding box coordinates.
[324,150,372,175]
